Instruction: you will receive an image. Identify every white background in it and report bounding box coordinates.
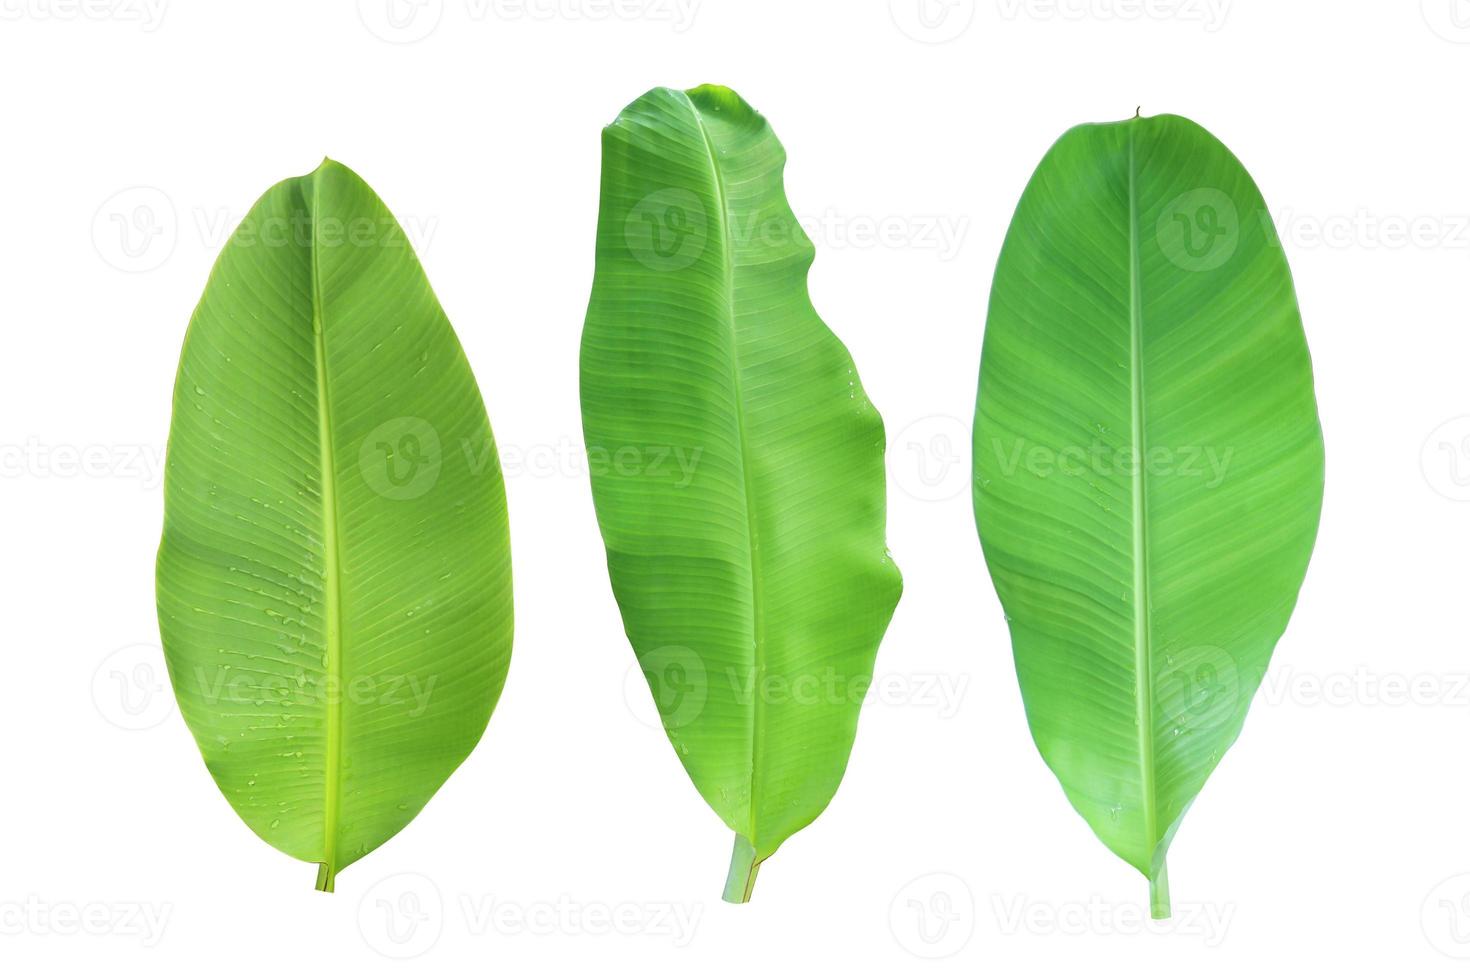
[3,0,1468,974]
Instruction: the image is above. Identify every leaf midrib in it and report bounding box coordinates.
[309,170,346,885]
[1126,121,1159,861]
[679,91,767,847]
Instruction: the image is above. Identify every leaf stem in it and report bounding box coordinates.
[721,834,761,903]
[1149,860,1170,920]
[315,862,336,893]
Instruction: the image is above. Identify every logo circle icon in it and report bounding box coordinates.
[1423,873,1470,958]
[1422,0,1470,43]
[358,872,444,959]
[1421,416,1470,502]
[357,0,444,43]
[1158,644,1246,735]
[359,417,443,501]
[1156,188,1239,272]
[92,186,177,273]
[889,0,976,43]
[624,188,707,272]
[623,646,708,731]
[889,872,975,958]
[92,643,174,731]
[891,414,968,502]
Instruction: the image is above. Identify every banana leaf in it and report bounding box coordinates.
[581,85,902,902]
[973,113,1323,917]
[155,160,512,891]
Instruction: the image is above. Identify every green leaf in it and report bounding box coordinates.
[973,114,1323,917]
[155,160,512,891]
[580,85,902,902]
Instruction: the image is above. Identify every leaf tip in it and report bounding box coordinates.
[685,83,757,121]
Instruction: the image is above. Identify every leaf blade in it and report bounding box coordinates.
[156,160,512,888]
[973,114,1323,912]
[581,86,902,895]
